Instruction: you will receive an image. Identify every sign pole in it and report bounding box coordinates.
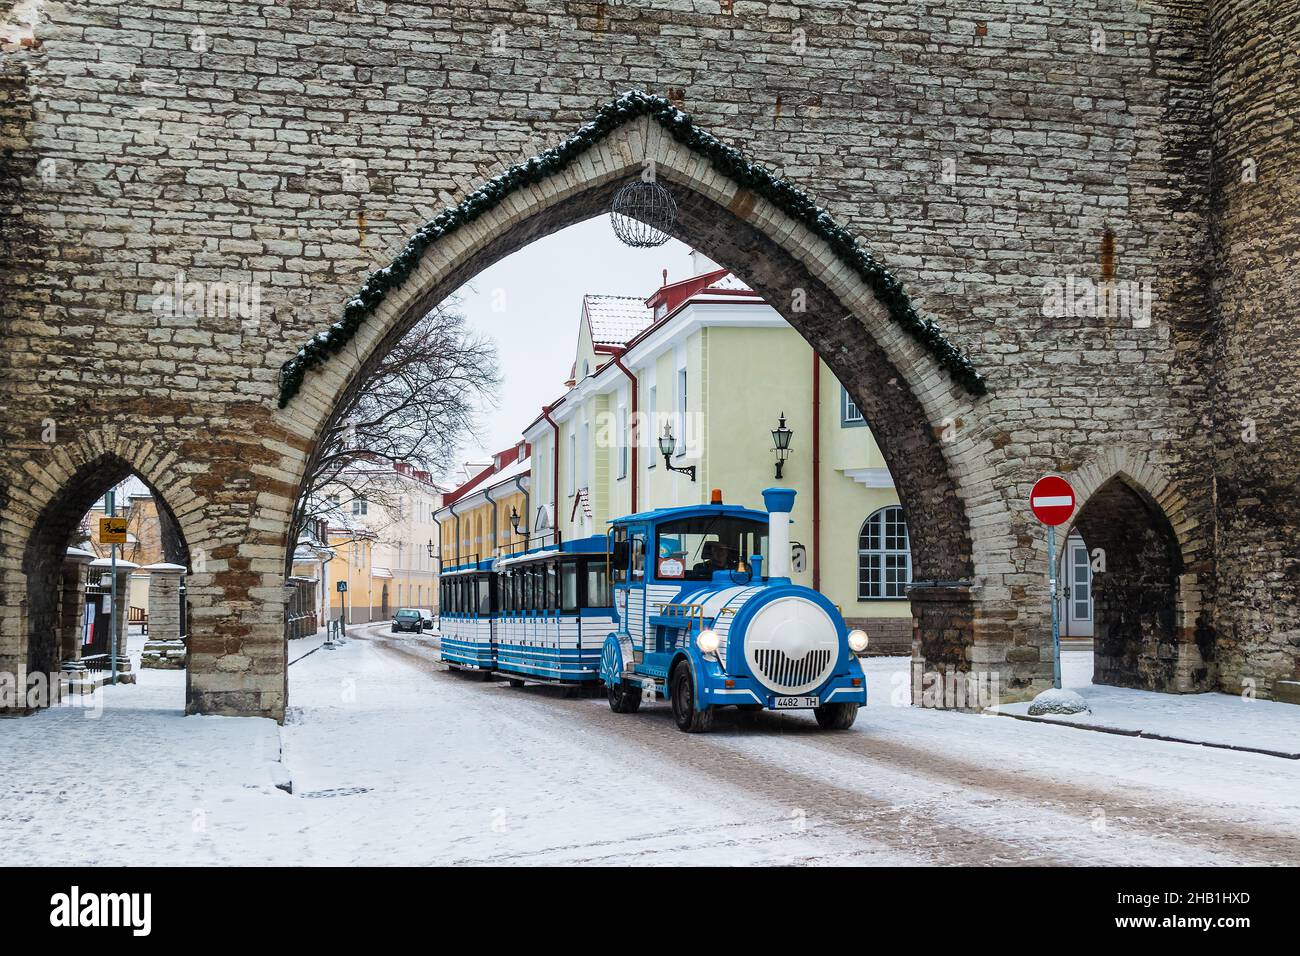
[1048,523,1061,689]
[107,488,118,686]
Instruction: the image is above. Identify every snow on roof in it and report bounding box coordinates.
[704,272,753,293]
[584,294,654,348]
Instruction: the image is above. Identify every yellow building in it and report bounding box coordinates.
[321,459,443,622]
[326,528,378,624]
[434,444,532,569]
[522,256,913,653]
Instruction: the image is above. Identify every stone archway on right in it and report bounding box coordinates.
[1063,452,1212,693]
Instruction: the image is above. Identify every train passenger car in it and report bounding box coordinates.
[493,536,615,686]
[437,558,497,672]
[598,488,870,733]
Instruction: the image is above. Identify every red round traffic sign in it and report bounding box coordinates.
[1030,475,1075,526]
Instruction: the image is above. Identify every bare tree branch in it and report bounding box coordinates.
[289,301,500,553]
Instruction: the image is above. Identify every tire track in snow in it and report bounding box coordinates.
[364,633,1071,865]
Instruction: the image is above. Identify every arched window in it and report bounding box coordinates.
[858,506,911,599]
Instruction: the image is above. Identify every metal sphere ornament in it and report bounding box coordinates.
[609,179,677,248]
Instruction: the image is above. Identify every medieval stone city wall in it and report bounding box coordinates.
[0,0,1294,718]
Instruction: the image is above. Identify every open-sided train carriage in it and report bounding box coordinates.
[492,536,614,687]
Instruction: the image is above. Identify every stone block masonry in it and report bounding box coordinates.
[0,1,1295,718]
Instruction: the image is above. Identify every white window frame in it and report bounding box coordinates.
[616,401,628,479]
[580,418,591,488]
[646,384,657,469]
[858,506,912,600]
[842,385,865,427]
[675,364,687,457]
[567,431,576,496]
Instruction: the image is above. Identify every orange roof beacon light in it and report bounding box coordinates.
[710,488,724,505]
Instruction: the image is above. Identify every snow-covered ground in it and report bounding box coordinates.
[989,646,1300,757]
[3,628,1298,865]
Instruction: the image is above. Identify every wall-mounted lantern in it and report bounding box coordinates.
[658,423,696,482]
[771,413,793,479]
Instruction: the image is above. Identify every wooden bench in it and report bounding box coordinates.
[128,606,148,634]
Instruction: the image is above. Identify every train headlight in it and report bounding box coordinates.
[696,628,720,654]
[847,629,870,654]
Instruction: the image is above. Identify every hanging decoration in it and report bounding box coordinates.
[609,179,677,247]
[279,90,987,408]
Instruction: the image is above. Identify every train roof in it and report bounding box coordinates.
[609,502,769,527]
[443,535,609,575]
[492,534,609,569]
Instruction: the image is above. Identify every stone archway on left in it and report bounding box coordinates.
[1,429,207,715]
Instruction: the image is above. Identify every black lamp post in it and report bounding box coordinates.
[426,539,435,559]
[510,505,524,537]
[658,422,696,481]
[771,412,793,479]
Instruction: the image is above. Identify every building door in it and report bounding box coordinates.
[1061,534,1094,638]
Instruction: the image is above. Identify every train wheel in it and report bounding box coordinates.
[671,666,714,733]
[813,702,859,730]
[606,680,642,714]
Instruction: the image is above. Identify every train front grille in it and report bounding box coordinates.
[751,647,832,693]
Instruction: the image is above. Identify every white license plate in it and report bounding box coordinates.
[774,696,819,709]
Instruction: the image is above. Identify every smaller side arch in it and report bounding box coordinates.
[1062,450,1212,693]
[1,428,207,708]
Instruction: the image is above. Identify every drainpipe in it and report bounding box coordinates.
[542,404,561,542]
[812,351,822,592]
[611,353,639,514]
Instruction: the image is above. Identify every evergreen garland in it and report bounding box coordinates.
[278,90,987,407]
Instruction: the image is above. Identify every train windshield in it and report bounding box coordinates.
[655,517,769,582]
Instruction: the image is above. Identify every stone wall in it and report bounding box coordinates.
[1205,1,1300,699]
[0,0,1293,718]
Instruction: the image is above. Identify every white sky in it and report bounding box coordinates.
[448,216,693,473]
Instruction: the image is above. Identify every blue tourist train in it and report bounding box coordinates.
[438,488,869,732]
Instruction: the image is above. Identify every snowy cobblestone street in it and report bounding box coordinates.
[4,627,1298,866]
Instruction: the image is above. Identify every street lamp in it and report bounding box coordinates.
[658,422,696,482]
[510,505,525,538]
[771,412,793,479]
[426,539,435,558]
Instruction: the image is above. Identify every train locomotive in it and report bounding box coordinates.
[438,487,869,733]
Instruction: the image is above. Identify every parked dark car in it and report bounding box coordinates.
[391,608,423,633]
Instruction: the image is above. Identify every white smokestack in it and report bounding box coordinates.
[761,487,796,579]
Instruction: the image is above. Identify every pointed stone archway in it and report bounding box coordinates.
[0,427,221,714]
[1060,448,1212,692]
[273,93,1024,707]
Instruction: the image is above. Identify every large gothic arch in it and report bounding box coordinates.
[270,97,1025,702]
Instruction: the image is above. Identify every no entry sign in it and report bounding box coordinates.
[1030,475,1075,526]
